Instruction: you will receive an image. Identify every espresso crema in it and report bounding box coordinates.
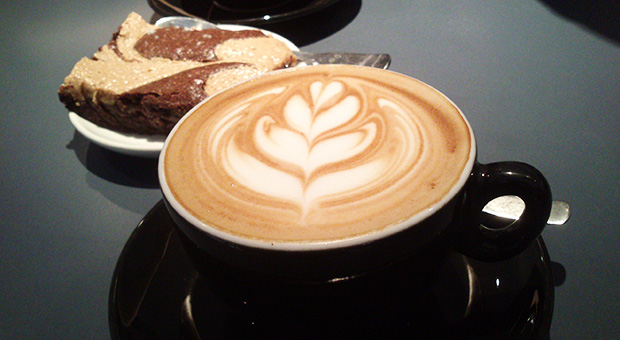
[163,66,473,242]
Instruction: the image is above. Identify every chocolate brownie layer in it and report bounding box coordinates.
[59,12,296,135]
[133,27,266,62]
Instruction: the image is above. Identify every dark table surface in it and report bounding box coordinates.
[2,0,619,338]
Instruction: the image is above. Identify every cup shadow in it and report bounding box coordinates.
[538,0,620,45]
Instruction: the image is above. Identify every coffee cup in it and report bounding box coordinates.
[158,65,552,282]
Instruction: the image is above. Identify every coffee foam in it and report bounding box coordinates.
[164,66,473,243]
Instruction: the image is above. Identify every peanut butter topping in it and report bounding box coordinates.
[64,56,205,99]
[215,37,296,72]
[97,12,158,62]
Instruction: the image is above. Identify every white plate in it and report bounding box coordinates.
[69,112,166,158]
[68,24,299,158]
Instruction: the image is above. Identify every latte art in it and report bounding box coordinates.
[164,66,473,242]
[217,80,420,218]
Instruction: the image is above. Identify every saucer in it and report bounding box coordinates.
[148,0,341,26]
[109,200,554,339]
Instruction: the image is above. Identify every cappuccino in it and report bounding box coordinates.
[163,65,473,243]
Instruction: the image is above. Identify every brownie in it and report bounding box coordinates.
[58,12,296,135]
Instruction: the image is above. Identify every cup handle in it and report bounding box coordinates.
[450,161,552,261]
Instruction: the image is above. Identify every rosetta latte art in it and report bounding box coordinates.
[212,80,423,219]
[165,67,471,242]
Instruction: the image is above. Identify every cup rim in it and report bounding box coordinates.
[158,65,477,251]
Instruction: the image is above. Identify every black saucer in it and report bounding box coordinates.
[148,0,341,25]
[109,200,554,339]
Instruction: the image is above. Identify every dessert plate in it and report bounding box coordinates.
[69,112,166,158]
[109,200,554,339]
[148,0,341,26]
[68,25,299,158]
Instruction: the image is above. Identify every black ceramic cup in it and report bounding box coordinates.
[158,65,552,283]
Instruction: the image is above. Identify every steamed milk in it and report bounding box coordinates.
[164,66,472,242]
